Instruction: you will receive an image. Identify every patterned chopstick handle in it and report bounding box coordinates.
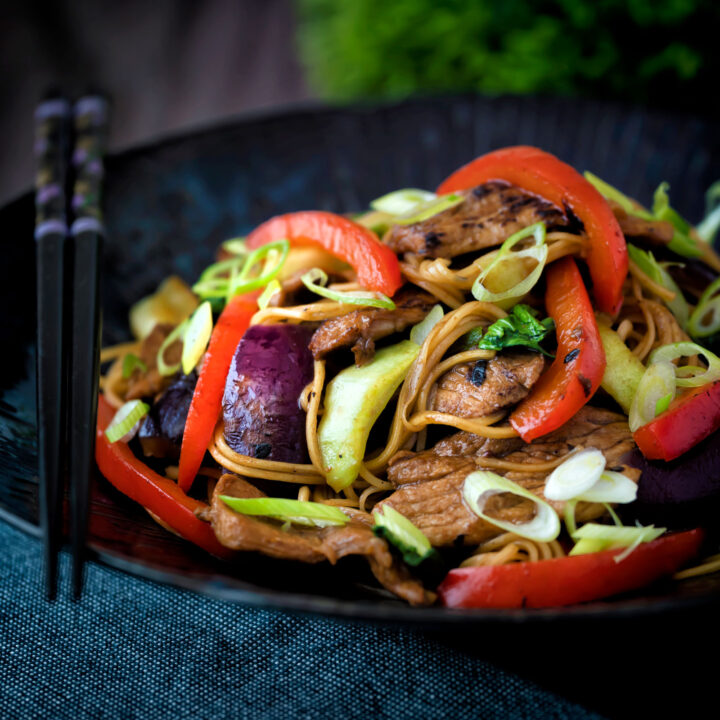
[34,98,71,235]
[71,95,109,233]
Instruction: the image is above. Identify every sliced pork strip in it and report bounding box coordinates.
[309,287,435,365]
[384,182,569,259]
[209,475,433,606]
[431,352,545,419]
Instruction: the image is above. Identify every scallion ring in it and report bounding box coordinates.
[257,279,282,310]
[462,470,560,543]
[370,188,437,216]
[688,276,720,338]
[392,192,465,225]
[628,360,676,431]
[121,353,147,379]
[156,319,188,377]
[471,222,548,308]
[544,448,606,501]
[301,268,396,310]
[569,523,665,561]
[104,400,150,443]
[649,341,720,388]
[181,301,213,375]
[219,496,349,528]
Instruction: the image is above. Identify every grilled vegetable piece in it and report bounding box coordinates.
[223,324,315,463]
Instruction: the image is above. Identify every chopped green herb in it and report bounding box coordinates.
[121,353,147,379]
[473,304,555,356]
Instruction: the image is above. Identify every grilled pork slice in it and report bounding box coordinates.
[610,200,675,247]
[432,352,545,419]
[309,287,435,365]
[381,407,639,547]
[209,474,434,606]
[384,182,569,259]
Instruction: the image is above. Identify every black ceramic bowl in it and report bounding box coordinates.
[3,95,720,624]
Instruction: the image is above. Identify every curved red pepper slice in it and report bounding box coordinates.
[438,529,703,609]
[246,210,403,297]
[96,395,233,558]
[177,296,257,491]
[633,380,720,461]
[510,257,606,441]
[437,146,628,315]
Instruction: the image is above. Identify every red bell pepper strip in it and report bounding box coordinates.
[510,257,606,441]
[633,380,720,461]
[437,145,628,315]
[245,210,403,297]
[438,528,703,609]
[96,395,233,558]
[177,295,257,491]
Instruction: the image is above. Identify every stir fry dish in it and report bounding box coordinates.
[96,146,720,608]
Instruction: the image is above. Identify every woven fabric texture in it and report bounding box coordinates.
[0,520,605,720]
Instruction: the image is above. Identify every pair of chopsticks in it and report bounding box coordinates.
[34,94,108,600]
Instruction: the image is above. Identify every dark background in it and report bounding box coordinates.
[2,0,719,202]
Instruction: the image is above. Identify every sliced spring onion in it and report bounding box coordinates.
[257,279,282,310]
[300,268,396,310]
[687,276,720,338]
[697,181,720,243]
[652,182,702,259]
[628,360,676,431]
[471,222,548,308]
[462,470,560,543]
[576,471,638,505]
[192,239,290,304]
[156,320,188,377]
[181,301,213,375]
[372,505,437,566]
[221,237,247,255]
[584,172,655,220]
[219,496,349,528]
[353,209,395,236]
[544,449,606,501]
[392,192,465,225]
[627,244,688,328]
[121,353,147,379]
[649,341,720,388]
[104,400,150,443]
[410,304,444,346]
[370,188,437,215]
[569,523,665,561]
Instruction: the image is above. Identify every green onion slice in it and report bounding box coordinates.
[471,222,548,308]
[121,353,147,379]
[410,304,444,346]
[544,449,606,502]
[569,523,665,561]
[697,181,720,243]
[392,193,465,225]
[301,268,396,310]
[462,470,560,543]
[104,400,150,443]
[219,496,350,528]
[221,237,247,255]
[372,505,437,566]
[627,244,688,328]
[628,360,676,431]
[370,188,437,216]
[576,471,638,504]
[688,276,720,338]
[156,320,188,377]
[257,279,282,310]
[652,182,702,259]
[649,341,720,388]
[181,301,213,375]
[584,172,655,220]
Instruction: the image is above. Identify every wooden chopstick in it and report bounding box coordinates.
[68,95,109,599]
[33,96,72,600]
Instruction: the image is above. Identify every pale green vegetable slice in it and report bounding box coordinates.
[410,304,444,346]
[628,360,677,431]
[181,301,213,375]
[596,323,646,414]
[370,188,437,215]
[104,400,150,443]
[301,268,395,310]
[649,341,720,388]
[220,496,349,528]
[372,505,436,566]
[544,449,606,501]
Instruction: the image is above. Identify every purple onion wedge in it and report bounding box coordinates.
[222,324,315,462]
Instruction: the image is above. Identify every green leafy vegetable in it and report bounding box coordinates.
[373,505,438,566]
[473,304,554,356]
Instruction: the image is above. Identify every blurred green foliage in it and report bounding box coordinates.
[296,0,719,113]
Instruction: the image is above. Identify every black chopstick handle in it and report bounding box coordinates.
[68,95,109,599]
[34,97,71,601]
